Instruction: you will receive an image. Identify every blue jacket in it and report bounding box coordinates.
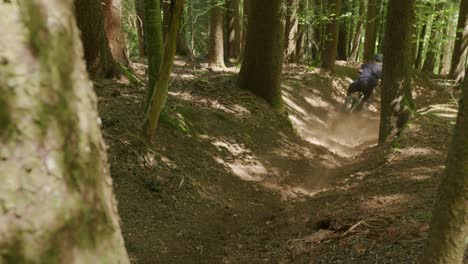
[358,62,382,87]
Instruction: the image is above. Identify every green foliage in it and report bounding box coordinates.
[122,0,140,58]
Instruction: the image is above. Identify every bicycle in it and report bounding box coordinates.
[342,93,365,113]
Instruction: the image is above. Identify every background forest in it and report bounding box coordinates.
[0,0,467,263]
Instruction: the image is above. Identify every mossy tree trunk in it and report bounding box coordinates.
[142,0,185,140]
[363,0,378,61]
[75,0,120,77]
[0,1,129,262]
[208,1,226,69]
[144,0,164,109]
[284,0,299,62]
[226,0,242,62]
[378,0,415,144]
[349,0,365,62]
[238,0,285,111]
[321,0,341,72]
[450,0,468,83]
[103,0,131,67]
[135,0,147,57]
[420,68,468,264]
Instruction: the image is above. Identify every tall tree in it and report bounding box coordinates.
[284,0,300,62]
[226,0,243,61]
[441,6,457,75]
[378,0,415,144]
[75,0,120,77]
[363,0,379,61]
[337,1,348,60]
[208,1,226,69]
[135,0,147,57]
[312,0,323,60]
[349,0,365,62]
[0,0,129,262]
[414,23,427,70]
[142,0,185,140]
[238,0,285,110]
[450,0,468,82]
[420,68,468,264]
[144,0,164,108]
[103,0,131,67]
[423,2,445,73]
[321,0,342,72]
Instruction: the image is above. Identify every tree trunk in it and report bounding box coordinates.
[450,0,468,83]
[0,1,129,262]
[208,2,226,69]
[349,0,365,62]
[135,0,147,57]
[284,0,300,62]
[423,3,444,73]
[363,0,378,61]
[337,1,348,60]
[143,0,185,140]
[227,0,242,61]
[420,68,468,264]
[441,8,457,75]
[312,0,323,60]
[238,0,285,111]
[144,0,164,108]
[103,0,131,67]
[378,0,415,144]
[414,23,427,70]
[321,0,342,72]
[75,0,120,77]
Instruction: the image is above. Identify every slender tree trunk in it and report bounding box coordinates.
[144,0,164,108]
[363,0,378,61]
[238,0,285,110]
[142,0,185,140]
[208,2,226,69]
[227,0,242,61]
[450,0,468,83]
[337,1,348,60]
[376,0,386,53]
[423,3,444,73]
[75,0,120,77]
[103,0,131,67]
[312,0,323,60]
[162,0,171,38]
[378,0,415,144]
[415,23,427,70]
[442,9,457,75]
[349,0,364,62]
[321,0,341,72]
[0,1,129,262]
[135,0,147,57]
[420,68,468,264]
[284,0,300,62]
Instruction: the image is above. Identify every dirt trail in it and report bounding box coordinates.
[96,60,456,263]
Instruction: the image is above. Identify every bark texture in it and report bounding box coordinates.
[0,1,129,262]
[208,2,226,68]
[238,0,285,110]
[349,0,365,62]
[142,0,185,140]
[378,0,415,144]
[75,0,119,77]
[450,0,468,82]
[284,0,300,62]
[321,0,342,72]
[363,0,378,61]
[227,0,242,61]
[103,0,131,67]
[144,0,164,108]
[420,69,468,264]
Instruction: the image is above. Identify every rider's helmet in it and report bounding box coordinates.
[373,53,383,63]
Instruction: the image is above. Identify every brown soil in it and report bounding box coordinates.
[95,58,459,263]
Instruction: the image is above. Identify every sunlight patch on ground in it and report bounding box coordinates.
[211,139,268,182]
[389,147,441,162]
[361,194,410,210]
[170,72,196,79]
[418,104,458,119]
[261,182,331,201]
[169,91,251,116]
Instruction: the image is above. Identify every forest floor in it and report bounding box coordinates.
[95,58,460,264]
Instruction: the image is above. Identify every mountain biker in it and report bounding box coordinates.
[345,54,383,109]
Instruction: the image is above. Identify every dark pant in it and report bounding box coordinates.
[347,80,377,104]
